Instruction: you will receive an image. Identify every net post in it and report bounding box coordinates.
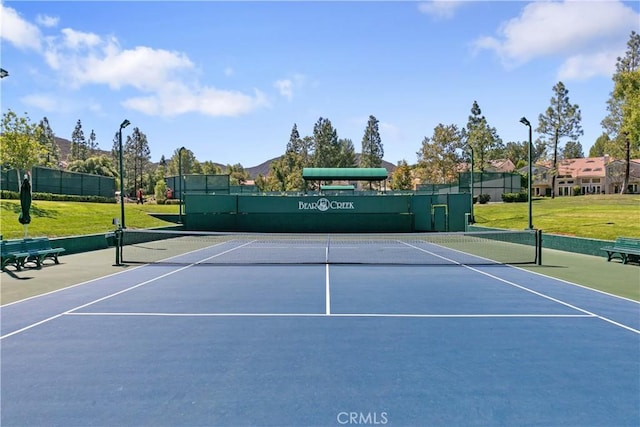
[536,229,542,265]
[114,226,124,266]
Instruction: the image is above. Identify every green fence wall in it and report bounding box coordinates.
[184,193,471,233]
[166,174,230,199]
[2,167,115,198]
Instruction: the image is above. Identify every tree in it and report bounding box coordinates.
[70,119,87,161]
[589,133,611,157]
[123,127,151,196]
[312,117,340,167]
[201,161,223,175]
[561,141,584,159]
[225,163,250,186]
[168,148,200,176]
[391,160,413,190]
[67,156,118,177]
[416,124,463,184]
[0,110,43,189]
[537,82,583,198]
[88,129,99,155]
[336,138,356,168]
[613,32,640,193]
[503,141,529,169]
[36,117,59,168]
[602,31,640,193]
[360,115,384,168]
[463,101,503,172]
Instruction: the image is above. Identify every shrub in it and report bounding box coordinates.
[154,179,168,205]
[478,194,491,204]
[502,192,528,203]
[573,186,581,196]
[0,190,114,203]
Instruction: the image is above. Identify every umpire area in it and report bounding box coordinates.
[177,168,471,232]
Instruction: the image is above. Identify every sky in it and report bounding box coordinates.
[1,1,639,168]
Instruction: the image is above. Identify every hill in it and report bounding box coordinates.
[52,138,397,178]
[54,137,111,163]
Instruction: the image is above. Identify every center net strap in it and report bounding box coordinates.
[118,229,540,266]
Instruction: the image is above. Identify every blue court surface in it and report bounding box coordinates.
[1,238,639,426]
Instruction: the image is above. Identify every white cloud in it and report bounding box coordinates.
[557,51,620,81]
[472,0,639,79]
[36,25,267,117]
[274,74,309,101]
[274,79,294,101]
[60,28,102,50]
[0,4,42,51]
[20,93,59,112]
[418,1,464,20]
[36,14,59,28]
[123,85,269,117]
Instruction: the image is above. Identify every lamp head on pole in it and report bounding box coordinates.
[519,117,531,127]
[0,68,9,79]
[120,119,131,130]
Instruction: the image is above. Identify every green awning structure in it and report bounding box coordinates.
[302,168,388,181]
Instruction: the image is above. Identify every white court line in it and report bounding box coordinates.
[326,264,331,315]
[0,242,256,340]
[400,241,640,335]
[1,238,241,308]
[66,312,595,318]
[0,264,147,308]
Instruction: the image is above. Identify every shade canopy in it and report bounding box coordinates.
[302,168,388,181]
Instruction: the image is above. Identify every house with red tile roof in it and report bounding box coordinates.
[528,156,640,196]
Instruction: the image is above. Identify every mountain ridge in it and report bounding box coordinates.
[53,137,397,179]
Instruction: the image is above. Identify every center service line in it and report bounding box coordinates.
[325,263,331,315]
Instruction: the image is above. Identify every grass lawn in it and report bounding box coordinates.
[1,200,179,239]
[473,194,640,241]
[1,194,638,241]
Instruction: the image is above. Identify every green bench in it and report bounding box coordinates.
[22,238,65,268]
[1,240,31,271]
[0,238,65,271]
[601,237,640,265]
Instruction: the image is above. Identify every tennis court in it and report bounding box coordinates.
[1,231,638,426]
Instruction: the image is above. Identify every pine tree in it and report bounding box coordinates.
[312,117,340,168]
[561,141,584,159]
[125,127,152,194]
[37,117,59,167]
[360,115,384,168]
[88,129,99,155]
[70,119,87,161]
[464,101,503,172]
[536,82,583,198]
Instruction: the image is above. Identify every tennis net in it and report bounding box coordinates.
[117,229,542,266]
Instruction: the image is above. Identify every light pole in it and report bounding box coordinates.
[520,117,533,230]
[118,119,131,228]
[178,146,186,224]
